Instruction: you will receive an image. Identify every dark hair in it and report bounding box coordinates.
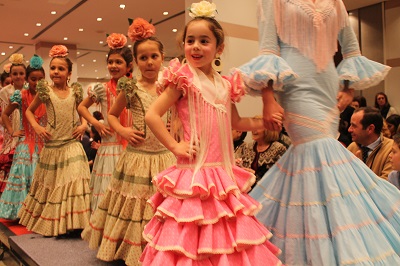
[107,46,133,66]
[133,37,164,60]
[26,65,45,80]
[356,107,383,135]
[1,71,10,86]
[393,133,400,147]
[50,57,73,72]
[180,17,225,50]
[374,92,389,108]
[90,126,101,143]
[386,114,400,133]
[10,63,27,74]
[92,111,104,121]
[353,95,367,108]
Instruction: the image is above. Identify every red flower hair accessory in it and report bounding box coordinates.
[127,18,156,42]
[49,45,69,58]
[106,33,128,49]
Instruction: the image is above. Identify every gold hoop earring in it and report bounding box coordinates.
[212,57,223,72]
[181,58,187,65]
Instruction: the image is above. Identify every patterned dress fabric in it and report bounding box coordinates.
[0,84,20,192]
[81,77,175,266]
[18,80,91,236]
[87,80,123,212]
[0,89,45,219]
[239,0,400,265]
[139,59,283,266]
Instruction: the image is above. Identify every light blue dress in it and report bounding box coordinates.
[239,0,400,265]
[0,89,43,219]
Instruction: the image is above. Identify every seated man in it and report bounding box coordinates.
[348,107,393,180]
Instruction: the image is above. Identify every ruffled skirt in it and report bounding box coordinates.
[140,163,283,266]
[81,147,175,266]
[18,140,91,236]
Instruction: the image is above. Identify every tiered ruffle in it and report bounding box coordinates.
[81,148,175,265]
[140,164,283,265]
[18,140,91,236]
[250,137,400,265]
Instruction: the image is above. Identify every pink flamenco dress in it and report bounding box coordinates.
[140,58,282,266]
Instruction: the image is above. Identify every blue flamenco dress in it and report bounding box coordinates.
[0,89,45,219]
[238,0,400,265]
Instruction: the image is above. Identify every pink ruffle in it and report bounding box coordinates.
[152,165,256,200]
[160,58,193,96]
[222,71,246,103]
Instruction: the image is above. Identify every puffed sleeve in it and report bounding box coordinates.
[117,76,138,109]
[222,70,246,103]
[159,58,193,97]
[237,0,297,93]
[88,83,106,104]
[337,2,390,90]
[71,82,83,105]
[37,79,50,103]
[10,90,22,106]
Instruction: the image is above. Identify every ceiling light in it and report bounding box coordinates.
[81,64,84,67]
[95,70,98,72]
[24,33,29,36]
[93,59,96,62]
[1,52,5,56]
[64,37,68,40]
[120,4,125,9]
[79,28,83,32]
[128,44,132,48]
[77,51,80,55]
[26,60,29,64]
[36,23,41,27]
[163,12,169,15]
[51,11,56,15]
[9,46,13,49]
[172,29,177,32]
[99,41,104,44]
[97,18,102,22]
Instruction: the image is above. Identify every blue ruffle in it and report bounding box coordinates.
[237,54,298,93]
[10,89,22,105]
[337,55,391,90]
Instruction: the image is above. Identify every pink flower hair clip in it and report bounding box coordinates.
[3,63,12,74]
[127,18,156,42]
[49,45,69,58]
[106,33,128,49]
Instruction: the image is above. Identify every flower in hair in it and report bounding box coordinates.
[127,18,156,42]
[3,63,12,74]
[49,45,69,58]
[9,53,24,65]
[189,1,217,18]
[30,55,44,69]
[106,33,128,49]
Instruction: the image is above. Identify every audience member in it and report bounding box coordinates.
[374,92,398,118]
[386,114,400,138]
[348,107,393,180]
[388,133,400,189]
[338,105,355,147]
[351,95,367,110]
[232,129,247,151]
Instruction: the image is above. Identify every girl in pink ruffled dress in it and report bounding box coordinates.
[141,1,282,265]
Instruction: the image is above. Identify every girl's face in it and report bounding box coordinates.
[1,77,11,87]
[107,54,130,80]
[376,94,386,107]
[387,123,397,137]
[10,65,26,88]
[50,58,70,86]
[390,143,400,171]
[27,70,45,92]
[135,40,164,82]
[184,20,223,74]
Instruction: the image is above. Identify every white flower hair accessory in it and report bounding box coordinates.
[189,1,217,18]
[9,53,24,65]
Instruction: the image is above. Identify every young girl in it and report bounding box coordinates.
[239,0,400,264]
[0,55,46,219]
[0,54,25,193]
[389,133,400,189]
[140,2,282,265]
[78,33,133,212]
[81,18,175,265]
[18,45,91,237]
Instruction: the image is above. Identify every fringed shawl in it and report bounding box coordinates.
[273,0,349,72]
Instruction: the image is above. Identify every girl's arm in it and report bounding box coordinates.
[72,113,88,140]
[108,91,144,145]
[145,86,193,158]
[1,102,24,137]
[231,103,264,132]
[78,96,112,138]
[26,94,51,141]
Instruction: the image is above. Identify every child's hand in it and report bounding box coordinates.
[337,83,354,112]
[120,128,145,146]
[172,140,198,159]
[91,141,101,150]
[73,125,87,140]
[34,125,52,141]
[263,101,284,131]
[11,129,25,138]
[94,121,112,139]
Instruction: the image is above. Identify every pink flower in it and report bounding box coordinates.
[3,63,12,74]
[49,45,68,58]
[106,33,127,49]
[127,18,156,42]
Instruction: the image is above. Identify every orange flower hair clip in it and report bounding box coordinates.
[106,33,128,49]
[49,45,69,58]
[127,18,156,42]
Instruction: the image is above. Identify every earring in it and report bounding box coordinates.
[126,72,131,77]
[181,58,187,65]
[212,57,223,72]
